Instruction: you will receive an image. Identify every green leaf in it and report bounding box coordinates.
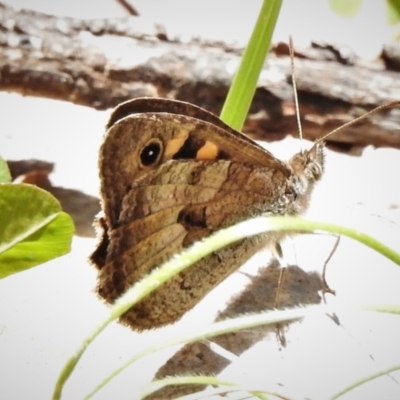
[328,0,364,17]
[0,183,74,279]
[0,155,11,183]
[386,0,400,25]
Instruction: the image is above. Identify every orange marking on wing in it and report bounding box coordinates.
[164,136,188,159]
[196,141,219,160]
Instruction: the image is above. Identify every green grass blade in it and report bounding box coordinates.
[219,0,283,129]
[142,376,272,400]
[329,364,400,400]
[53,215,400,399]
[85,305,323,399]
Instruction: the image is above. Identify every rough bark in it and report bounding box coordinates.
[1,2,400,150]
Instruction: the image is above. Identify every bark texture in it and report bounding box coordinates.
[1,2,400,150]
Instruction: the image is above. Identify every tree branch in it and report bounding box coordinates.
[1,2,399,149]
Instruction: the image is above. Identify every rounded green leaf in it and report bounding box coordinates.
[0,155,11,183]
[0,183,75,279]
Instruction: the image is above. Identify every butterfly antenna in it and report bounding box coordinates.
[314,100,400,146]
[289,36,303,152]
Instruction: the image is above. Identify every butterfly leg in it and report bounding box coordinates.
[322,235,339,297]
[321,235,340,326]
[272,242,289,347]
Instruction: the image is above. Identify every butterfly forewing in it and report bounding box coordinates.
[100,108,291,228]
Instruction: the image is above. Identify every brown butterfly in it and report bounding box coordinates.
[90,97,325,330]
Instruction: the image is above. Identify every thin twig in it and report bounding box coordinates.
[115,0,139,16]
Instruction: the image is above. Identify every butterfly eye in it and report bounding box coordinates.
[140,139,163,167]
[308,162,322,180]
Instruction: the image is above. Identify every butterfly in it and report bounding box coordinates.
[90,97,324,330]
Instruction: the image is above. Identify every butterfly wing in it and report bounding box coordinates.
[107,97,269,152]
[92,98,295,329]
[100,100,291,227]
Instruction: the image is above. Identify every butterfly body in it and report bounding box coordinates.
[91,98,324,330]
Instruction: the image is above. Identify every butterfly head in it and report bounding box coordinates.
[287,141,325,213]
